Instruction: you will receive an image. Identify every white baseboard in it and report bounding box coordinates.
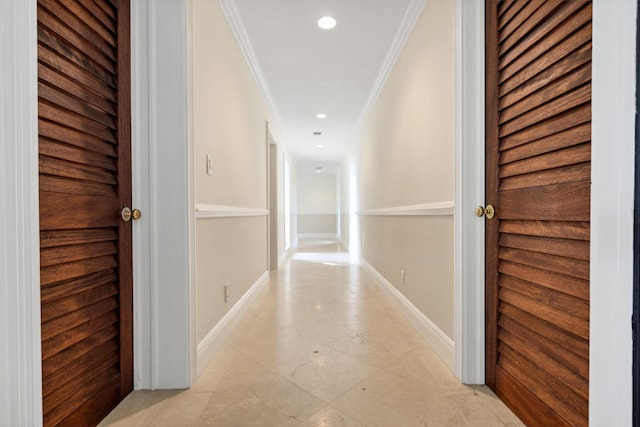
[298,233,338,240]
[360,259,455,371]
[278,246,294,268]
[196,271,269,377]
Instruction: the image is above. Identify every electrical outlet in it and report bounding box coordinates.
[401,270,405,285]
[206,154,213,175]
[224,283,230,302]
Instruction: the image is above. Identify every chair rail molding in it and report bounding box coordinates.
[196,204,269,218]
[358,201,454,216]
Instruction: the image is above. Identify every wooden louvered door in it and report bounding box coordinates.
[37,0,133,426]
[485,1,591,426]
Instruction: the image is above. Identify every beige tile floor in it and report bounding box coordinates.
[99,239,524,427]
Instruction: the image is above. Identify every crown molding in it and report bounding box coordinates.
[218,0,286,143]
[355,0,428,130]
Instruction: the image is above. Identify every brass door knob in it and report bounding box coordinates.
[121,207,142,222]
[475,204,495,219]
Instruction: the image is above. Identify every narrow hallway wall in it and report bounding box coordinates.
[192,0,273,373]
[356,0,455,355]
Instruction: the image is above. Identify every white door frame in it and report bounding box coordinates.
[454,0,486,385]
[2,1,195,423]
[454,0,636,424]
[0,0,42,425]
[130,0,194,390]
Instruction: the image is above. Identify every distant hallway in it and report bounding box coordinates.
[100,239,522,426]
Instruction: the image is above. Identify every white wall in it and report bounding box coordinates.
[356,0,455,349]
[297,173,338,236]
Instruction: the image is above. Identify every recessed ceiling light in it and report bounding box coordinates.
[316,144,324,148]
[317,16,336,30]
[316,113,327,119]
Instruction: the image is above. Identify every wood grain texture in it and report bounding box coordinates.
[38,1,131,425]
[485,0,501,390]
[486,1,591,425]
[495,365,572,427]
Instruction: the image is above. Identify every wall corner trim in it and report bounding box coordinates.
[358,201,454,216]
[196,271,270,377]
[195,204,269,218]
[359,259,455,371]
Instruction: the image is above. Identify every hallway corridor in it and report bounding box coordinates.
[99,240,522,427]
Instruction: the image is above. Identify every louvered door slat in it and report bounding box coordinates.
[499,246,590,279]
[38,9,116,76]
[499,62,590,124]
[43,339,119,396]
[39,64,117,115]
[38,83,117,129]
[42,324,119,376]
[500,122,590,164]
[486,1,591,426]
[40,229,118,248]
[57,0,117,47]
[76,0,117,34]
[40,139,117,170]
[38,0,116,57]
[499,1,546,43]
[499,1,529,31]
[499,0,581,64]
[38,1,131,426]
[498,324,588,398]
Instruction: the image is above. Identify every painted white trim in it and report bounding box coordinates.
[147,0,192,389]
[195,204,269,218]
[454,0,485,384]
[186,0,198,387]
[197,271,269,377]
[0,0,43,424]
[297,211,339,216]
[131,0,153,391]
[339,238,350,252]
[278,247,295,268]
[590,0,636,424]
[360,259,455,371]
[218,0,286,142]
[355,0,428,129]
[298,233,339,240]
[358,201,454,216]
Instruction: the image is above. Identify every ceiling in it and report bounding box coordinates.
[220,0,424,174]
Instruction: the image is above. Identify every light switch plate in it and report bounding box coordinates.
[206,154,213,175]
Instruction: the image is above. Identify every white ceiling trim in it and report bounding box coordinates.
[218,0,286,142]
[354,0,428,130]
